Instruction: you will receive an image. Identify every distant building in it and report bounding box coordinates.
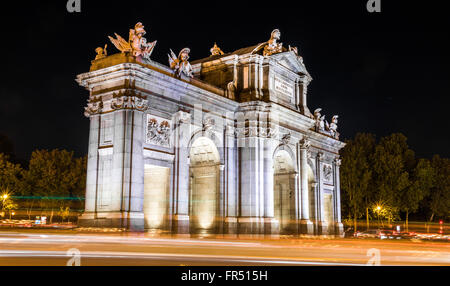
[76,25,345,235]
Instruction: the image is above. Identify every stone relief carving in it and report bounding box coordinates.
[84,96,103,117]
[108,22,157,60]
[168,48,194,78]
[146,116,171,147]
[210,42,224,56]
[323,163,333,184]
[313,108,340,140]
[110,90,148,111]
[300,137,310,149]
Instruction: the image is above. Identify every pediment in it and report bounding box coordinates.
[271,51,312,80]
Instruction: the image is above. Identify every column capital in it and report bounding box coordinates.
[317,151,324,161]
[334,157,342,166]
[173,110,191,124]
[299,137,310,149]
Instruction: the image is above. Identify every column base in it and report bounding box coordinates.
[318,221,329,235]
[299,219,314,235]
[335,222,344,237]
[264,217,279,235]
[172,214,190,234]
[237,217,265,234]
[78,211,144,231]
[224,217,238,234]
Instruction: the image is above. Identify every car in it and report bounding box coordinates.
[344,227,356,238]
[355,229,394,239]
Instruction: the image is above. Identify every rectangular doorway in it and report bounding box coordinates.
[143,165,170,230]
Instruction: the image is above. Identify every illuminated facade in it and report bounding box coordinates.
[76,27,345,235]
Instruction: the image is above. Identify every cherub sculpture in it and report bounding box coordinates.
[168,48,194,78]
[108,22,157,60]
[94,44,107,60]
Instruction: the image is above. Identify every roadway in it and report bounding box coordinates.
[0,230,449,266]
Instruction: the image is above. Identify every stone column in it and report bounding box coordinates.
[78,114,100,226]
[237,110,265,234]
[334,157,344,236]
[316,152,328,235]
[224,124,237,234]
[298,78,311,117]
[172,110,191,234]
[263,137,277,235]
[113,108,145,231]
[299,137,313,234]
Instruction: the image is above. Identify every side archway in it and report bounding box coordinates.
[273,147,297,234]
[188,136,221,234]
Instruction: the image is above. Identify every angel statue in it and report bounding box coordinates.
[168,48,194,78]
[108,22,157,60]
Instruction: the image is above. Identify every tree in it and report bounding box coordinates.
[0,153,22,193]
[21,149,87,223]
[428,155,450,222]
[397,158,434,230]
[372,133,411,224]
[340,133,376,231]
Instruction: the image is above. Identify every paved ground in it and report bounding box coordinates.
[0,230,449,266]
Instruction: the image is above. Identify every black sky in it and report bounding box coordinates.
[0,0,449,161]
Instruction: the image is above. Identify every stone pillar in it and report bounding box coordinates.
[236,109,265,234]
[224,124,237,234]
[78,114,100,227]
[172,111,191,234]
[85,114,100,213]
[334,157,344,236]
[263,137,277,235]
[316,152,328,235]
[113,108,145,231]
[299,137,313,234]
[298,78,311,117]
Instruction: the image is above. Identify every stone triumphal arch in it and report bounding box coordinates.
[76,23,345,235]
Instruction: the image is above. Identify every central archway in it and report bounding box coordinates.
[189,136,221,234]
[273,149,296,234]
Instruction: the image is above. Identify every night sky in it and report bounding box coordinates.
[0,1,449,161]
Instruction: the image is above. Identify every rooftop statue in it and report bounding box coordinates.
[328,115,340,139]
[313,108,326,132]
[108,22,157,60]
[168,48,194,78]
[252,29,285,57]
[94,44,107,60]
[210,42,224,56]
[264,29,283,56]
